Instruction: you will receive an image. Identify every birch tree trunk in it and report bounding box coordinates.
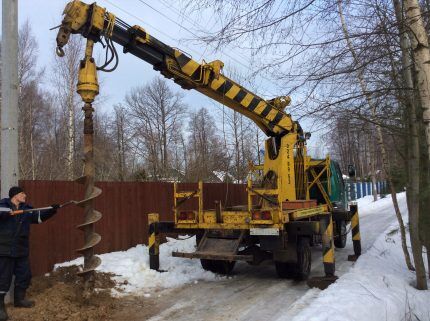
[403,0,430,161]
[30,101,35,180]
[338,0,414,271]
[67,77,75,180]
[393,0,427,289]
[367,131,378,202]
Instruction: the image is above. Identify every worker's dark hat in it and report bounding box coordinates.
[9,186,24,199]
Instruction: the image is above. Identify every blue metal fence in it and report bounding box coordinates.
[345,180,387,201]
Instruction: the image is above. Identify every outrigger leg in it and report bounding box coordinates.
[148,213,175,272]
[347,204,361,261]
[308,213,338,289]
[148,213,160,271]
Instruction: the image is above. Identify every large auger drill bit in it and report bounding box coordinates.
[76,39,102,297]
[56,26,103,296]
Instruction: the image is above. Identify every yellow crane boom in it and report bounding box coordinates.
[55,0,297,137]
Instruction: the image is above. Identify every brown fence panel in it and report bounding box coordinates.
[18,181,246,276]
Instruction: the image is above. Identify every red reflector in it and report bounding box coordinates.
[261,211,271,220]
[187,212,195,220]
[252,211,271,220]
[178,211,195,220]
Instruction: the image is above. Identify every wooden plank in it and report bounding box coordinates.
[282,199,317,210]
[172,251,252,261]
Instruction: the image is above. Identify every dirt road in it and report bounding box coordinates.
[111,202,397,321]
[8,198,398,321]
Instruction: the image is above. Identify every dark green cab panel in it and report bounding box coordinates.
[309,160,348,211]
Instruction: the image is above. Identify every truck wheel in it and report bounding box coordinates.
[200,259,214,271]
[212,260,236,274]
[275,261,295,279]
[200,260,235,274]
[334,220,347,248]
[295,237,311,280]
[196,233,203,246]
[276,238,311,280]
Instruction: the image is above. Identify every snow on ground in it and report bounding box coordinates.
[283,192,430,321]
[55,235,221,296]
[56,192,430,320]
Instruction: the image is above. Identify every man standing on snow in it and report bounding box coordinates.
[0,186,60,321]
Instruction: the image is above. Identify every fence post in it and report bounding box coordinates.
[357,182,361,198]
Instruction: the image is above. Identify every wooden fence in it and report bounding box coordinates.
[18,181,247,276]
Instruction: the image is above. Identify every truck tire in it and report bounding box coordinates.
[275,261,296,279]
[200,259,214,271]
[213,260,236,274]
[295,237,311,280]
[200,259,236,274]
[276,238,311,280]
[334,220,347,248]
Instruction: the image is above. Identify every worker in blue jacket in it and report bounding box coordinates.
[0,186,60,321]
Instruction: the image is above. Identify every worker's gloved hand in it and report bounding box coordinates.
[51,204,61,211]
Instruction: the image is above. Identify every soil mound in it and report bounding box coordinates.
[8,265,119,321]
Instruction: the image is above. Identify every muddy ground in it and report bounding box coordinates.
[6,201,397,321]
[7,265,161,321]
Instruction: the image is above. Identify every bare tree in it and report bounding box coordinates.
[51,35,83,180]
[403,0,430,161]
[126,77,187,180]
[112,104,132,181]
[337,0,415,273]
[221,108,255,182]
[17,21,49,180]
[186,107,229,181]
[393,0,428,288]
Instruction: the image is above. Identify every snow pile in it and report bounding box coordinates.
[355,193,385,210]
[56,192,430,320]
[283,193,430,321]
[55,235,220,296]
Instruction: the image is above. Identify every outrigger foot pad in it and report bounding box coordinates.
[307,275,338,290]
[347,254,359,262]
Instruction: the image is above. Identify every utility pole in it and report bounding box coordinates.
[1,0,19,197]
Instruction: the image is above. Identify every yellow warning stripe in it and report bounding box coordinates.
[225,85,241,99]
[327,220,333,238]
[240,93,254,107]
[323,248,335,263]
[149,233,156,247]
[207,74,290,132]
[353,232,361,241]
[267,109,278,121]
[210,77,225,90]
[181,60,200,76]
[254,101,267,114]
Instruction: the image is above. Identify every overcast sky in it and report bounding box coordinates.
[0,0,327,155]
[1,0,265,113]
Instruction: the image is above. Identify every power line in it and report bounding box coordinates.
[135,0,282,92]
[102,0,208,63]
[155,0,256,68]
[158,0,210,32]
[135,0,257,72]
[102,0,282,97]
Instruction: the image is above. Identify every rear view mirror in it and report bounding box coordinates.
[347,164,356,178]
